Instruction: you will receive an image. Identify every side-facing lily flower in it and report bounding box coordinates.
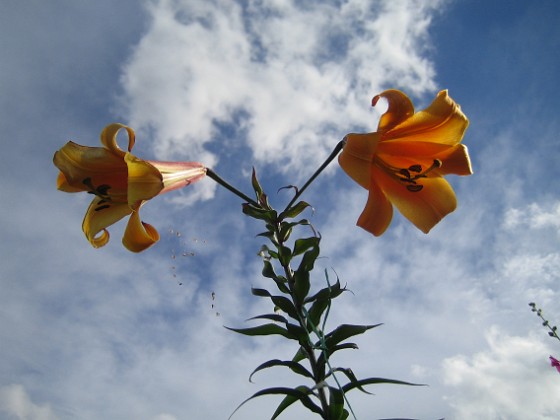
[550,356,560,373]
[53,123,206,252]
[338,89,472,236]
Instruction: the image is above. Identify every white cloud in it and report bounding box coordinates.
[118,0,442,192]
[152,415,177,420]
[504,201,560,233]
[442,328,560,420]
[0,385,58,420]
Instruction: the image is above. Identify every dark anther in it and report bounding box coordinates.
[408,164,422,173]
[399,169,411,179]
[406,184,424,192]
[83,178,112,202]
[95,205,111,211]
[96,184,111,195]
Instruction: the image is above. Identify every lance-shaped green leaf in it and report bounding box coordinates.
[304,277,344,304]
[267,249,279,259]
[323,342,359,355]
[270,386,323,419]
[341,377,424,394]
[248,359,314,383]
[297,243,320,273]
[278,244,292,266]
[327,386,346,420]
[278,221,294,243]
[261,261,290,294]
[327,367,372,394]
[256,230,277,244]
[293,269,311,306]
[242,203,277,222]
[279,200,311,220]
[225,324,295,340]
[292,236,320,257]
[317,343,360,372]
[323,323,382,350]
[228,386,322,420]
[251,288,299,319]
[306,299,330,331]
[262,260,277,279]
[305,278,345,328]
[246,313,289,324]
[286,322,311,345]
[250,167,272,209]
[251,167,264,196]
[315,325,381,370]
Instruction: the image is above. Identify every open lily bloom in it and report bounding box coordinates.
[339,89,472,236]
[53,123,206,252]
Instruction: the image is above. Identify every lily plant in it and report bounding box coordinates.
[54,89,472,418]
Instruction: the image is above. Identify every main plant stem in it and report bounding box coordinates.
[274,222,330,418]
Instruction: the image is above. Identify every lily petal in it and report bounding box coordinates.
[122,211,160,252]
[356,178,393,236]
[338,133,380,190]
[82,198,133,248]
[56,171,84,193]
[100,123,135,155]
[434,144,473,176]
[378,142,472,176]
[378,140,456,158]
[151,161,207,194]
[53,141,128,193]
[124,153,164,208]
[384,90,469,146]
[375,89,415,133]
[376,166,458,233]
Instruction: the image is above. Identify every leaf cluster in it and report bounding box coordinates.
[228,170,420,419]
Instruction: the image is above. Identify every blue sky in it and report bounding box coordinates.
[1,1,560,419]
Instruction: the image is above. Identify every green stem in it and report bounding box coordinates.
[303,304,358,420]
[273,222,331,418]
[285,140,346,212]
[206,168,259,207]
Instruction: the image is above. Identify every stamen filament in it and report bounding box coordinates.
[373,158,442,191]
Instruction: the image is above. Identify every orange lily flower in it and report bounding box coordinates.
[339,89,472,236]
[53,123,206,252]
